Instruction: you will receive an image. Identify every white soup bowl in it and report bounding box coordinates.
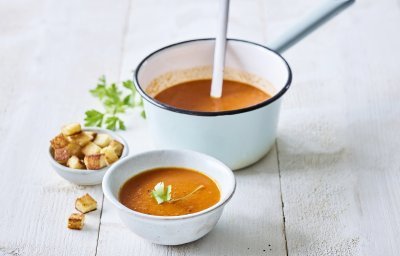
[102,149,236,245]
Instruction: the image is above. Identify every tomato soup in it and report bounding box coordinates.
[119,167,220,216]
[154,79,270,112]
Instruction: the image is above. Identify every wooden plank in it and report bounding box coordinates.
[0,0,130,255]
[95,0,287,255]
[3,0,399,255]
[275,0,400,255]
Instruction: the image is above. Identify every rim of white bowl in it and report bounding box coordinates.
[48,127,129,174]
[134,38,292,116]
[102,149,236,220]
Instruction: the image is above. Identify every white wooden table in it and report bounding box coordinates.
[1,0,399,255]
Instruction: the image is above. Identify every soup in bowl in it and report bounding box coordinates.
[102,149,236,245]
[134,38,292,170]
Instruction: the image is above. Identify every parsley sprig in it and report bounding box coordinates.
[84,76,145,131]
[151,182,204,205]
[151,182,172,204]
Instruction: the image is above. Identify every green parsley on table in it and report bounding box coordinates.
[84,76,145,131]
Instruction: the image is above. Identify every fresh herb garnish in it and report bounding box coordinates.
[150,182,204,204]
[84,76,145,131]
[151,182,172,204]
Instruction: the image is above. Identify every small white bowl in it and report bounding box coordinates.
[48,127,129,186]
[102,149,236,245]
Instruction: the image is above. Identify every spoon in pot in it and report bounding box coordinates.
[210,0,230,98]
[210,0,354,96]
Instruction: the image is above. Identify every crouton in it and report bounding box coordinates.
[81,142,101,156]
[54,147,71,164]
[67,156,85,169]
[51,123,123,170]
[61,123,82,136]
[67,132,92,147]
[84,154,107,170]
[109,140,124,157]
[50,134,69,149]
[84,131,97,141]
[75,193,97,213]
[100,146,119,165]
[93,133,112,148]
[67,213,85,230]
[66,143,83,158]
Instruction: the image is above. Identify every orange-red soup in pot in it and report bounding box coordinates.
[154,79,270,112]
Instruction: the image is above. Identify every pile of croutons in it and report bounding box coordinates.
[50,123,124,170]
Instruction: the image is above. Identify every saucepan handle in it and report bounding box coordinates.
[267,0,355,53]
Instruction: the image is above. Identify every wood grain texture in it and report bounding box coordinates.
[275,0,400,255]
[1,0,400,255]
[0,0,129,255]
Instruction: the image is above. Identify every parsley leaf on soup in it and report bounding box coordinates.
[151,182,172,204]
[150,182,204,204]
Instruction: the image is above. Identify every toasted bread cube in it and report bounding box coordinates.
[54,147,71,164]
[84,131,97,141]
[100,147,119,165]
[109,140,124,157]
[67,156,85,169]
[84,154,107,170]
[81,142,101,156]
[75,193,97,213]
[66,143,83,158]
[67,132,92,147]
[93,133,112,148]
[67,213,85,230]
[61,123,82,136]
[50,134,69,149]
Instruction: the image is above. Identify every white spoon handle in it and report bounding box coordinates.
[211,0,230,98]
[268,0,355,53]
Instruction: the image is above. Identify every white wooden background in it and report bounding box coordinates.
[1,0,399,255]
